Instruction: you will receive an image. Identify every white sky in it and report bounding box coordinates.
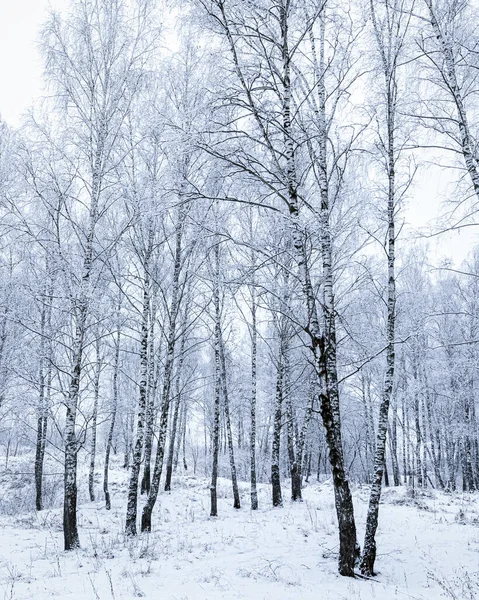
[408,161,479,267]
[0,2,51,127]
[0,0,478,267]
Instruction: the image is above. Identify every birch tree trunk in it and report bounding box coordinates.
[140,203,186,532]
[284,375,301,501]
[141,300,157,495]
[35,271,54,511]
[64,148,102,549]
[250,283,258,510]
[413,354,424,489]
[0,306,8,410]
[164,393,181,490]
[428,391,445,489]
[210,240,222,517]
[294,388,316,500]
[104,317,120,511]
[125,233,153,536]
[390,397,401,486]
[89,336,101,502]
[271,334,284,508]
[165,309,189,492]
[173,392,188,472]
[361,373,375,480]
[64,326,84,550]
[424,0,479,201]
[308,10,358,576]
[445,432,456,491]
[42,0,153,549]
[359,0,411,574]
[219,333,241,509]
[207,0,358,575]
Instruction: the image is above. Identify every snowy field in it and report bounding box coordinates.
[0,464,478,600]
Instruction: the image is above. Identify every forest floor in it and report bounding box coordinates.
[0,460,478,599]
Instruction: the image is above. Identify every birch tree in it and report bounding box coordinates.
[34,262,55,511]
[196,0,361,574]
[418,0,479,223]
[41,0,155,549]
[360,0,412,577]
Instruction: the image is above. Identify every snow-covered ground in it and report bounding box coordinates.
[0,464,478,599]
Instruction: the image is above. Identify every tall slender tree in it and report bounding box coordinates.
[360,0,412,576]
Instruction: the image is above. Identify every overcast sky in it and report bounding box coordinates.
[0,0,477,266]
[0,2,47,126]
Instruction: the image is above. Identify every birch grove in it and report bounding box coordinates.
[3,0,479,588]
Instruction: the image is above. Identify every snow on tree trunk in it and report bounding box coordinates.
[360,0,399,574]
[308,10,358,576]
[294,386,315,500]
[64,318,85,551]
[140,204,186,532]
[165,318,188,492]
[181,401,188,472]
[284,369,301,502]
[104,322,120,511]
[390,399,401,487]
[425,0,479,202]
[210,240,222,517]
[35,271,53,512]
[413,348,424,489]
[358,0,423,568]
[64,167,99,550]
[271,336,284,508]
[164,390,181,492]
[250,284,258,511]
[125,233,152,536]
[141,301,157,496]
[219,332,241,509]
[423,366,444,490]
[89,336,101,502]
